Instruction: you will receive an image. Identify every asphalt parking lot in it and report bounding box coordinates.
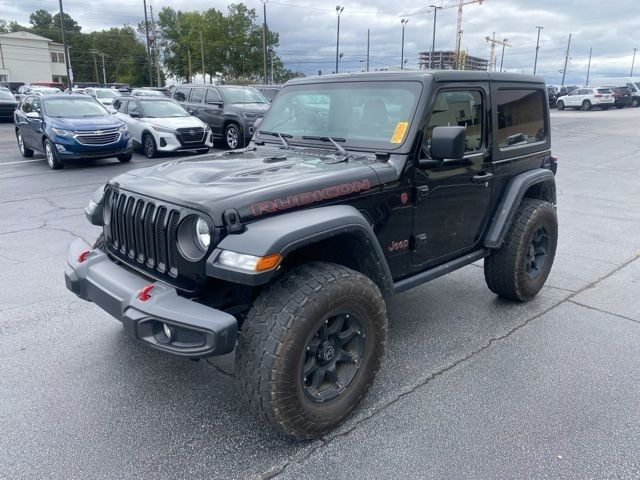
[1,109,640,479]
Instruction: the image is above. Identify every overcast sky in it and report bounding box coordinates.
[2,0,639,84]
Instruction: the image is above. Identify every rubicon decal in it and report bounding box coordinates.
[387,239,409,252]
[251,179,371,216]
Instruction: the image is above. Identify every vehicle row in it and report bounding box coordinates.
[547,78,640,110]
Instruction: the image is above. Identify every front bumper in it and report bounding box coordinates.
[51,133,132,160]
[64,238,237,358]
[155,130,213,152]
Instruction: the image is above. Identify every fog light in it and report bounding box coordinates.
[55,144,66,152]
[162,323,174,340]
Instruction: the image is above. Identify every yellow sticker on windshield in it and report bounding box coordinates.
[390,121,409,144]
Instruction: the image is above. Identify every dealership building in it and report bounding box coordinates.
[0,31,68,85]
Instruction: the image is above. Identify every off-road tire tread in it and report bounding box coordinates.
[484,198,557,302]
[235,262,387,439]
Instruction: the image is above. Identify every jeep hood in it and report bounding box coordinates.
[109,147,397,226]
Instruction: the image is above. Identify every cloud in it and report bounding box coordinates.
[2,0,638,84]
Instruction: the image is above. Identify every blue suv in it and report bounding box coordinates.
[14,94,132,169]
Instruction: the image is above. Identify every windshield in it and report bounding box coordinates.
[34,87,61,94]
[43,98,108,117]
[257,81,422,150]
[220,87,268,104]
[142,100,189,118]
[95,89,119,98]
[0,90,15,100]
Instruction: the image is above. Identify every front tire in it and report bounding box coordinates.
[224,123,241,150]
[235,262,388,439]
[44,139,63,169]
[556,100,565,111]
[484,199,558,302]
[142,133,157,158]
[16,131,34,157]
[117,153,132,162]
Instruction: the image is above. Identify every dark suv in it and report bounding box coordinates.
[65,71,557,439]
[172,84,269,149]
[609,86,633,108]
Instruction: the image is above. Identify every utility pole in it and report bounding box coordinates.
[335,6,344,74]
[631,48,638,77]
[91,50,99,82]
[150,5,161,86]
[269,48,274,83]
[586,47,592,86]
[58,0,73,89]
[400,18,409,70]
[262,0,268,84]
[142,0,153,86]
[561,33,571,86]
[200,31,205,83]
[100,53,106,83]
[533,26,543,75]
[187,48,192,83]
[485,33,509,72]
[429,5,441,69]
[365,29,370,72]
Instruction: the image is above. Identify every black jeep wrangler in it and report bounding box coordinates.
[65,71,558,439]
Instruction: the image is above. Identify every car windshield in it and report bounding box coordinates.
[34,87,61,94]
[220,87,268,104]
[0,90,15,100]
[95,89,120,98]
[257,81,422,150]
[43,98,108,117]
[141,100,189,118]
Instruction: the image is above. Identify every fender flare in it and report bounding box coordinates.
[483,168,556,249]
[205,205,393,294]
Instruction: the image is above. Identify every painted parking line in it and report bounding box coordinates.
[0,159,43,166]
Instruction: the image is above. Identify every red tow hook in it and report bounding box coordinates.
[138,284,154,302]
[77,249,90,263]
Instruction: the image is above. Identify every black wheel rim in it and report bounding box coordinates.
[526,225,549,279]
[301,311,366,403]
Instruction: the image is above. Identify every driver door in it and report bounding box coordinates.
[411,85,493,267]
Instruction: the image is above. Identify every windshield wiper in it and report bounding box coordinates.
[302,136,348,156]
[260,130,292,149]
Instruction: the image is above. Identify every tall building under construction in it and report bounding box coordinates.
[418,50,489,71]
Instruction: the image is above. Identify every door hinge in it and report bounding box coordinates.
[410,233,428,250]
[415,185,430,201]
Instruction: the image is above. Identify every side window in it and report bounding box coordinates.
[113,99,127,112]
[205,88,221,103]
[128,101,141,116]
[174,87,189,102]
[22,98,33,113]
[422,89,483,156]
[32,98,41,112]
[190,88,204,103]
[496,89,546,149]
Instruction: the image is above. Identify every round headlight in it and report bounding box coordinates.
[195,217,210,250]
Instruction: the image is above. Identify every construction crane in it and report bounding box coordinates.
[453,0,484,69]
[485,32,510,71]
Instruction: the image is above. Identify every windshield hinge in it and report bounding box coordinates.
[375,152,390,162]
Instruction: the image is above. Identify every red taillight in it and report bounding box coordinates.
[138,284,154,301]
[77,249,90,263]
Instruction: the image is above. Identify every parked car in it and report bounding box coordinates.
[112,96,212,158]
[83,87,121,106]
[15,85,62,101]
[590,77,640,107]
[103,83,131,94]
[557,85,579,96]
[172,84,270,149]
[556,87,614,111]
[546,85,558,108]
[251,84,282,102]
[131,88,165,97]
[139,86,173,97]
[609,86,633,108]
[67,82,101,93]
[14,94,132,169]
[0,89,19,120]
[31,81,66,91]
[0,81,24,94]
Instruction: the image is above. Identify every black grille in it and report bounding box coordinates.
[176,127,205,144]
[76,130,120,145]
[107,190,180,278]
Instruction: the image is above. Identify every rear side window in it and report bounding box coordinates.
[596,88,611,94]
[496,89,546,149]
[174,87,190,102]
[190,88,204,103]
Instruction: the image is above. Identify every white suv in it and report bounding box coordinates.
[113,97,213,158]
[556,87,615,111]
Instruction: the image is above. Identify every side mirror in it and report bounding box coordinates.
[25,111,41,119]
[250,116,263,137]
[430,126,466,161]
[129,112,141,118]
[107,106,117,114]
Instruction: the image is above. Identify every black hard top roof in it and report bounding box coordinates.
[285,70,544,86]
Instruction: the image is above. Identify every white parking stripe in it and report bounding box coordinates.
[0,159,43,166]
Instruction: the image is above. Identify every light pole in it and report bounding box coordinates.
[262,0,268,84]
[533,26,543,75]
[400,18,409,70]
[142,0,153,86]
[631,48,638,76]
[335,6,344,74]
[500,38,507,72]
[429,5,441,69]
[58,0,72,89]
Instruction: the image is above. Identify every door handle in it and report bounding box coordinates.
[472,172,493,183]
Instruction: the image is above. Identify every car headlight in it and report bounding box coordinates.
[117,124,128,133]
[243,112,259,119]
[195,217,210,250]
[218,250,281,272]
[177,215,211,261]
[52,127,73,137]
[151,124,177,134]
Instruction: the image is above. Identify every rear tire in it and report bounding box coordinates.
[556,100,564,111]
[44,139,63,170]
[16,131,34,157]
[235,262,388,439]
[581,100,592,111]
[484,199,558,302]
[633,98,640,107]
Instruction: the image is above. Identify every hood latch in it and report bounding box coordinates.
[223,209,244,234]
